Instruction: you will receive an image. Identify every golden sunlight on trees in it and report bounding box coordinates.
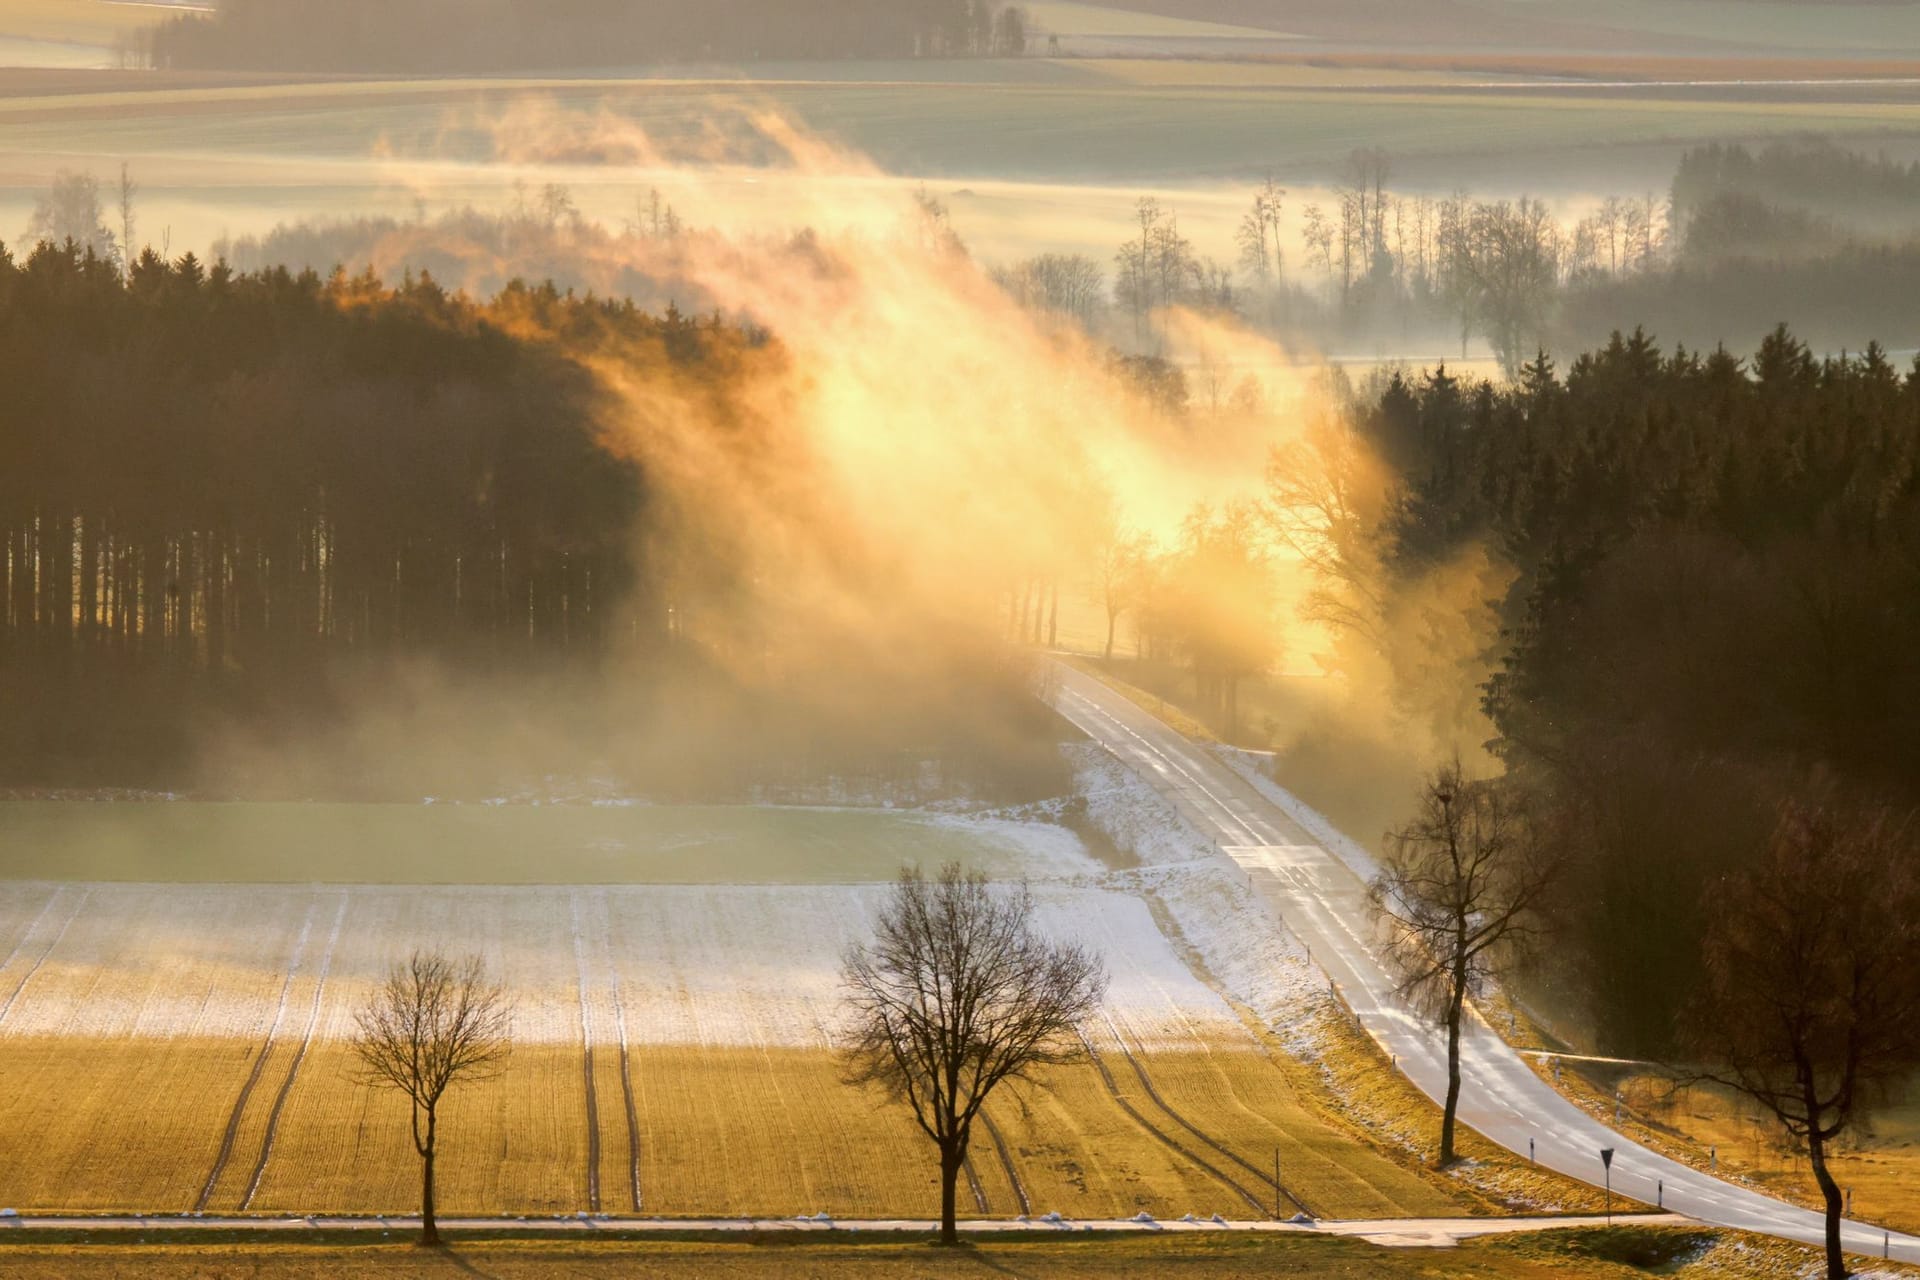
[1165,503,1278,739]
[1372,762,1562,1167]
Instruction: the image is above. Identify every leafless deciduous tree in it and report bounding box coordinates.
[351,950,513,1246]
[1089,525,1152,662]
[993,252,1104,329]
[1236,172,1285,286]
[1371,761,1560,1166]
[1686,803,1920,1280]
[842,864,1106,1244]
[115,162,137,276]
[25,169,119,268]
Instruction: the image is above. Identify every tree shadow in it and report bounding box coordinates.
[434,1245,505,1280]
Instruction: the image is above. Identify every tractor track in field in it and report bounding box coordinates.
[570,894,602,1215]
[240,891,348,1211]
[196,902,319,1213]
[1099,1015,1313,1219]
[607,952,642,1213]
[0,888,64,977]
[962,1154,989,1213]
[1076,1029,1269,1219]
[0,887,89,1026]
[980,1112,1030,1217]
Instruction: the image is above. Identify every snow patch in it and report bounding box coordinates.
[1065,743,1212,868]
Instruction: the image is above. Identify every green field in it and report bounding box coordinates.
[0,801,1077,883]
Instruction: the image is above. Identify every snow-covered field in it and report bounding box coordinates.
[0,781,1297,1052]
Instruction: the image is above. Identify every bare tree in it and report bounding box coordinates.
[1170,502,1277,738]
[1264,407,1391,653]
[352,951,513,1246]
[1686,803,1920,1280]
[1090,526,1151,662]
[842,864,1106,1245]
[1371,762,1560,1166]
[994,252,1104,328]
[1236,172,1285,286]
[1114,197,1160,341]
[25,169,118,267]
[1300,203,1336,288]
[116,162,137,277]
[538,182,579,231]
[1449,197,1561,377]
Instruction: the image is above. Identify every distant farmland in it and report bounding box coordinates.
[4,61,1920,269]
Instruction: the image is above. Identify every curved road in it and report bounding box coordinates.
[1048,661,1920,1265]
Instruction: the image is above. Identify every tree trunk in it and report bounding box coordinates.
[1104,608,1117,662]
[1440,977,1466,1166]
[420,1112,440,1247]
[1808,1127,1847,1279]
[939,1144,962,1246]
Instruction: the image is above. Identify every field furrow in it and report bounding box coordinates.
[236,891,350,1211]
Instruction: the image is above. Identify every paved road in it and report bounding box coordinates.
[1048,661,1920,1265]
[0,1211,1688,1247]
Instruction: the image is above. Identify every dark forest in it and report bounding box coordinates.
[1352,334,1920,1054]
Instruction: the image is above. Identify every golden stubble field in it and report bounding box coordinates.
[0,1038,1467,1219]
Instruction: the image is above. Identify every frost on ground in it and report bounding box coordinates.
[1065,743,1213,869]
[0,747,1319,1060]
[1065,738,1590,1214]
[1066,741,1331,1045]
[0,879,1245,1051]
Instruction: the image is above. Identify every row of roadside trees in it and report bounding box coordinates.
[1374,763,1920,1280]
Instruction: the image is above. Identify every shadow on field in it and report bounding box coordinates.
[437,1248,503,1280]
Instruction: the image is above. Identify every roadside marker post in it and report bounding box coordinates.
[1600,1148,1615,1225]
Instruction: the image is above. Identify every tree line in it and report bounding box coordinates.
[0,240,653,781]
[991,140,1920,374]
[1286,330,1920,1279]
[0,235,1076,801]
[1325,331,1920,1058]
[1371,759,1920,1280]
[143,0,1031,71]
